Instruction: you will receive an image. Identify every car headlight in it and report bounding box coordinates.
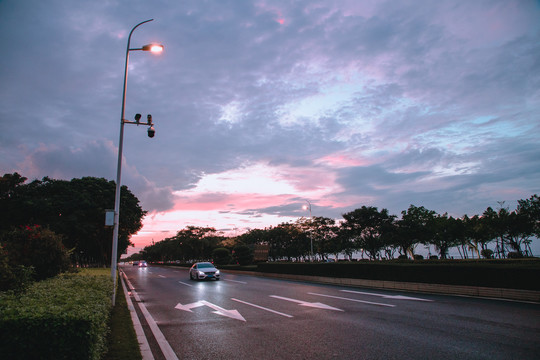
[198,271,205,276]
[215,270,220,275]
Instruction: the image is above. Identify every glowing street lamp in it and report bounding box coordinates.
[111,19,163,305]
[142,44,164,52]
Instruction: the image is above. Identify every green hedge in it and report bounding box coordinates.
[257,259,540,291]
[0,270,113,360]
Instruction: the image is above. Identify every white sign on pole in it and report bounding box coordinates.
[105,210,115,226]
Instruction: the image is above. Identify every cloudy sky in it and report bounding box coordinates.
[1,0,539,255]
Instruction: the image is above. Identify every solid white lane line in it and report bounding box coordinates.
[231,298,293,318]
[120,272,154,360]
[308,292,395,307]
[223,279,248,284]
[122,272,179,360]
[136,294,179,360]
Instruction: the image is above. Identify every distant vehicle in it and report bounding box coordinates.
[138,261,148,267]
[189,262,220,281]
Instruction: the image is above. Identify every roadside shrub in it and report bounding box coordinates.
[507,251,523,259]
[0,264,35,293]
[0,270,113,360]
[413,254,424,260]
[257,259,540,290]
[481,249,494,259]
[0,239,35,292]
[1,225,70,281]
[212,247,232,265]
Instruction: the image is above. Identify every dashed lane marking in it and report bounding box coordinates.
[223,279,248,284]
[232,298,293,318]
[308,292,395,307]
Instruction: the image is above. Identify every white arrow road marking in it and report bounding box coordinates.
[175,300,205,312]
[309,292,395,307]
[270,295,344,311]
[341,290,433,302]
[232,298,293,318]
[175,300,246,321]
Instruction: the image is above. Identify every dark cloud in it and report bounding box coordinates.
[0,0,538,231]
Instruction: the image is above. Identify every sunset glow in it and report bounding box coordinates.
[0,1,538,257]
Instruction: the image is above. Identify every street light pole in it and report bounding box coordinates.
[111,19,163,305]
[303,200,313,261]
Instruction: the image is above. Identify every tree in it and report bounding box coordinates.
[233,244,253,265]
[142,226,225,262]
[482,205,532,258]
[0,172,27,200]
[341,206,396,260]
[296,216,338,261]
[463,215,495,258]
[0,174,146,266]
[516,194,540,256]
[212,247,232,265]
[1,225,70,281]
[265,223,307,261]
[431,214,463,259]
[482,207,506,258]
[502,211,534,257]
[396,205,437,259]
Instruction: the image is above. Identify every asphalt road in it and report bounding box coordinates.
[121,264,540,360]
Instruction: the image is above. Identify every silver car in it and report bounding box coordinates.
[189,262,220,281]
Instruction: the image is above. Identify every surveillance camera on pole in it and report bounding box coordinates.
[146,114,155,137]
[125,113,156,137]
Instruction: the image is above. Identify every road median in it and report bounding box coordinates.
[221,269,540,303]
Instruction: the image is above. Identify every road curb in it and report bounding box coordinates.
[119,270,154,360]
[222,269,540,303]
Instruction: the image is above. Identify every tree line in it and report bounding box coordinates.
[137,195,539,264]
[1,173,146,290]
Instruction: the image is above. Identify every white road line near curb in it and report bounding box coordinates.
[122,271,179,360]
[120,272,154,360]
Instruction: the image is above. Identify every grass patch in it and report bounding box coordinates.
[104,275,142,360]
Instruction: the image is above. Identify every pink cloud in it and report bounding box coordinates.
[171,192,297,212]
[316,153,369,168]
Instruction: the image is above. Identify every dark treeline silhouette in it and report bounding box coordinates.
[137,195,539,263]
